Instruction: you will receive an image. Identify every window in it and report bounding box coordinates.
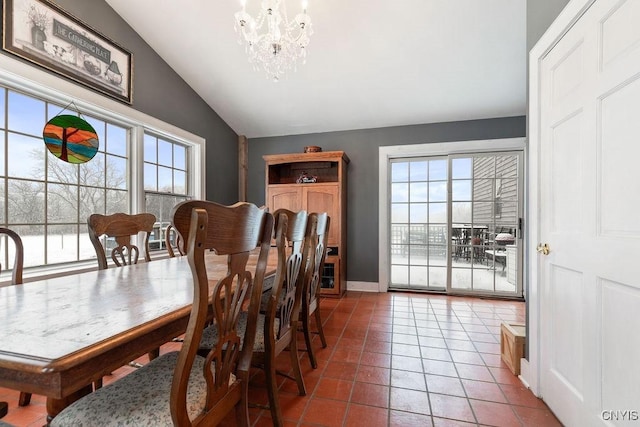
[143,132,190,251]
[0,83,203,273]
[1,89,130,267]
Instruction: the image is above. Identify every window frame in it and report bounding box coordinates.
[378,138,525,293]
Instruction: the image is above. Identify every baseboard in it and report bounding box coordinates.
[518,358,536,395]
[346,281,380,292]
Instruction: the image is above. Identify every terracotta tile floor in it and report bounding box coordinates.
[0,291,562,426]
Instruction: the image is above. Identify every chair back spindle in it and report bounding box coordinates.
[165,224,185,257]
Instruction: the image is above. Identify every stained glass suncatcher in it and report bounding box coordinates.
[43,115,99,164]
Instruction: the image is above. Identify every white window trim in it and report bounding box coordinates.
[0,52,206,283]
[378,137,526,293]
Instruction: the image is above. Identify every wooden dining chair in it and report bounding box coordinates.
[87,212,160,368]
[0,228,31,408]
[165,223,185,257]
[299,213,330,369]
[51,201,273,427]
[200,208,308,426]
[87,212,156,269]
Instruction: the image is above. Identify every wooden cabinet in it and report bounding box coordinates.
[264,151,349,297]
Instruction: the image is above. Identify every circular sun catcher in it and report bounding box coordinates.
[43,114,99,164]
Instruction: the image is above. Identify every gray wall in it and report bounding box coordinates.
[0,0,238,204]
[526,0,570,116]
[527,0,571,53]
[248,116,526,283]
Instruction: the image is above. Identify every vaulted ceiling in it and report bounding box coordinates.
[105,0,526,138]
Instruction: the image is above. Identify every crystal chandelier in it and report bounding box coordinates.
[234,0,313,81]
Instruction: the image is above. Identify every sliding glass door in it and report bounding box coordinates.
[388,151,523,297]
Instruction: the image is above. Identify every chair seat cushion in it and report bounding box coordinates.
[50,351,228,426]
[200,311,280,353]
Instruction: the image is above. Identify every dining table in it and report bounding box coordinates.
[0,251,277,422]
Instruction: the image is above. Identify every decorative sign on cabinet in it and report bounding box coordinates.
[264,151,349,297]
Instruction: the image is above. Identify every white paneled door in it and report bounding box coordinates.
[538,0,640,425]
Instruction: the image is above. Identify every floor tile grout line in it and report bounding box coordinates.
[420,297,437,423]
[270,294,344,427]
[294,292,362,427]
[456,300,526,427]
[429,296,480,425]
[300,295,345,427]
[340,294,375,427]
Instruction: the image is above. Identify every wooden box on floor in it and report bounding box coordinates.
[500,322,525,375]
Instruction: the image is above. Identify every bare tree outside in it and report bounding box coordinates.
[8,179,45,227]
[2,145,128,267]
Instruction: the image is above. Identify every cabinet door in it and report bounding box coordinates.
[268,187,302,212]
[303,185,339,247]
[320,255,340,296]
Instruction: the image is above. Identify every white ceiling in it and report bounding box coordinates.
[105,0,526,138]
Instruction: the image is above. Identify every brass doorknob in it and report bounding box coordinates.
[536,243,550,255]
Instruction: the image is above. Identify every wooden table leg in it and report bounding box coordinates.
[46,384,92,424]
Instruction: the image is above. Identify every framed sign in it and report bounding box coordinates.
[2,0,133,104]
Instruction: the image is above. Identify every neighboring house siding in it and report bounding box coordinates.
[472,155,518,233]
